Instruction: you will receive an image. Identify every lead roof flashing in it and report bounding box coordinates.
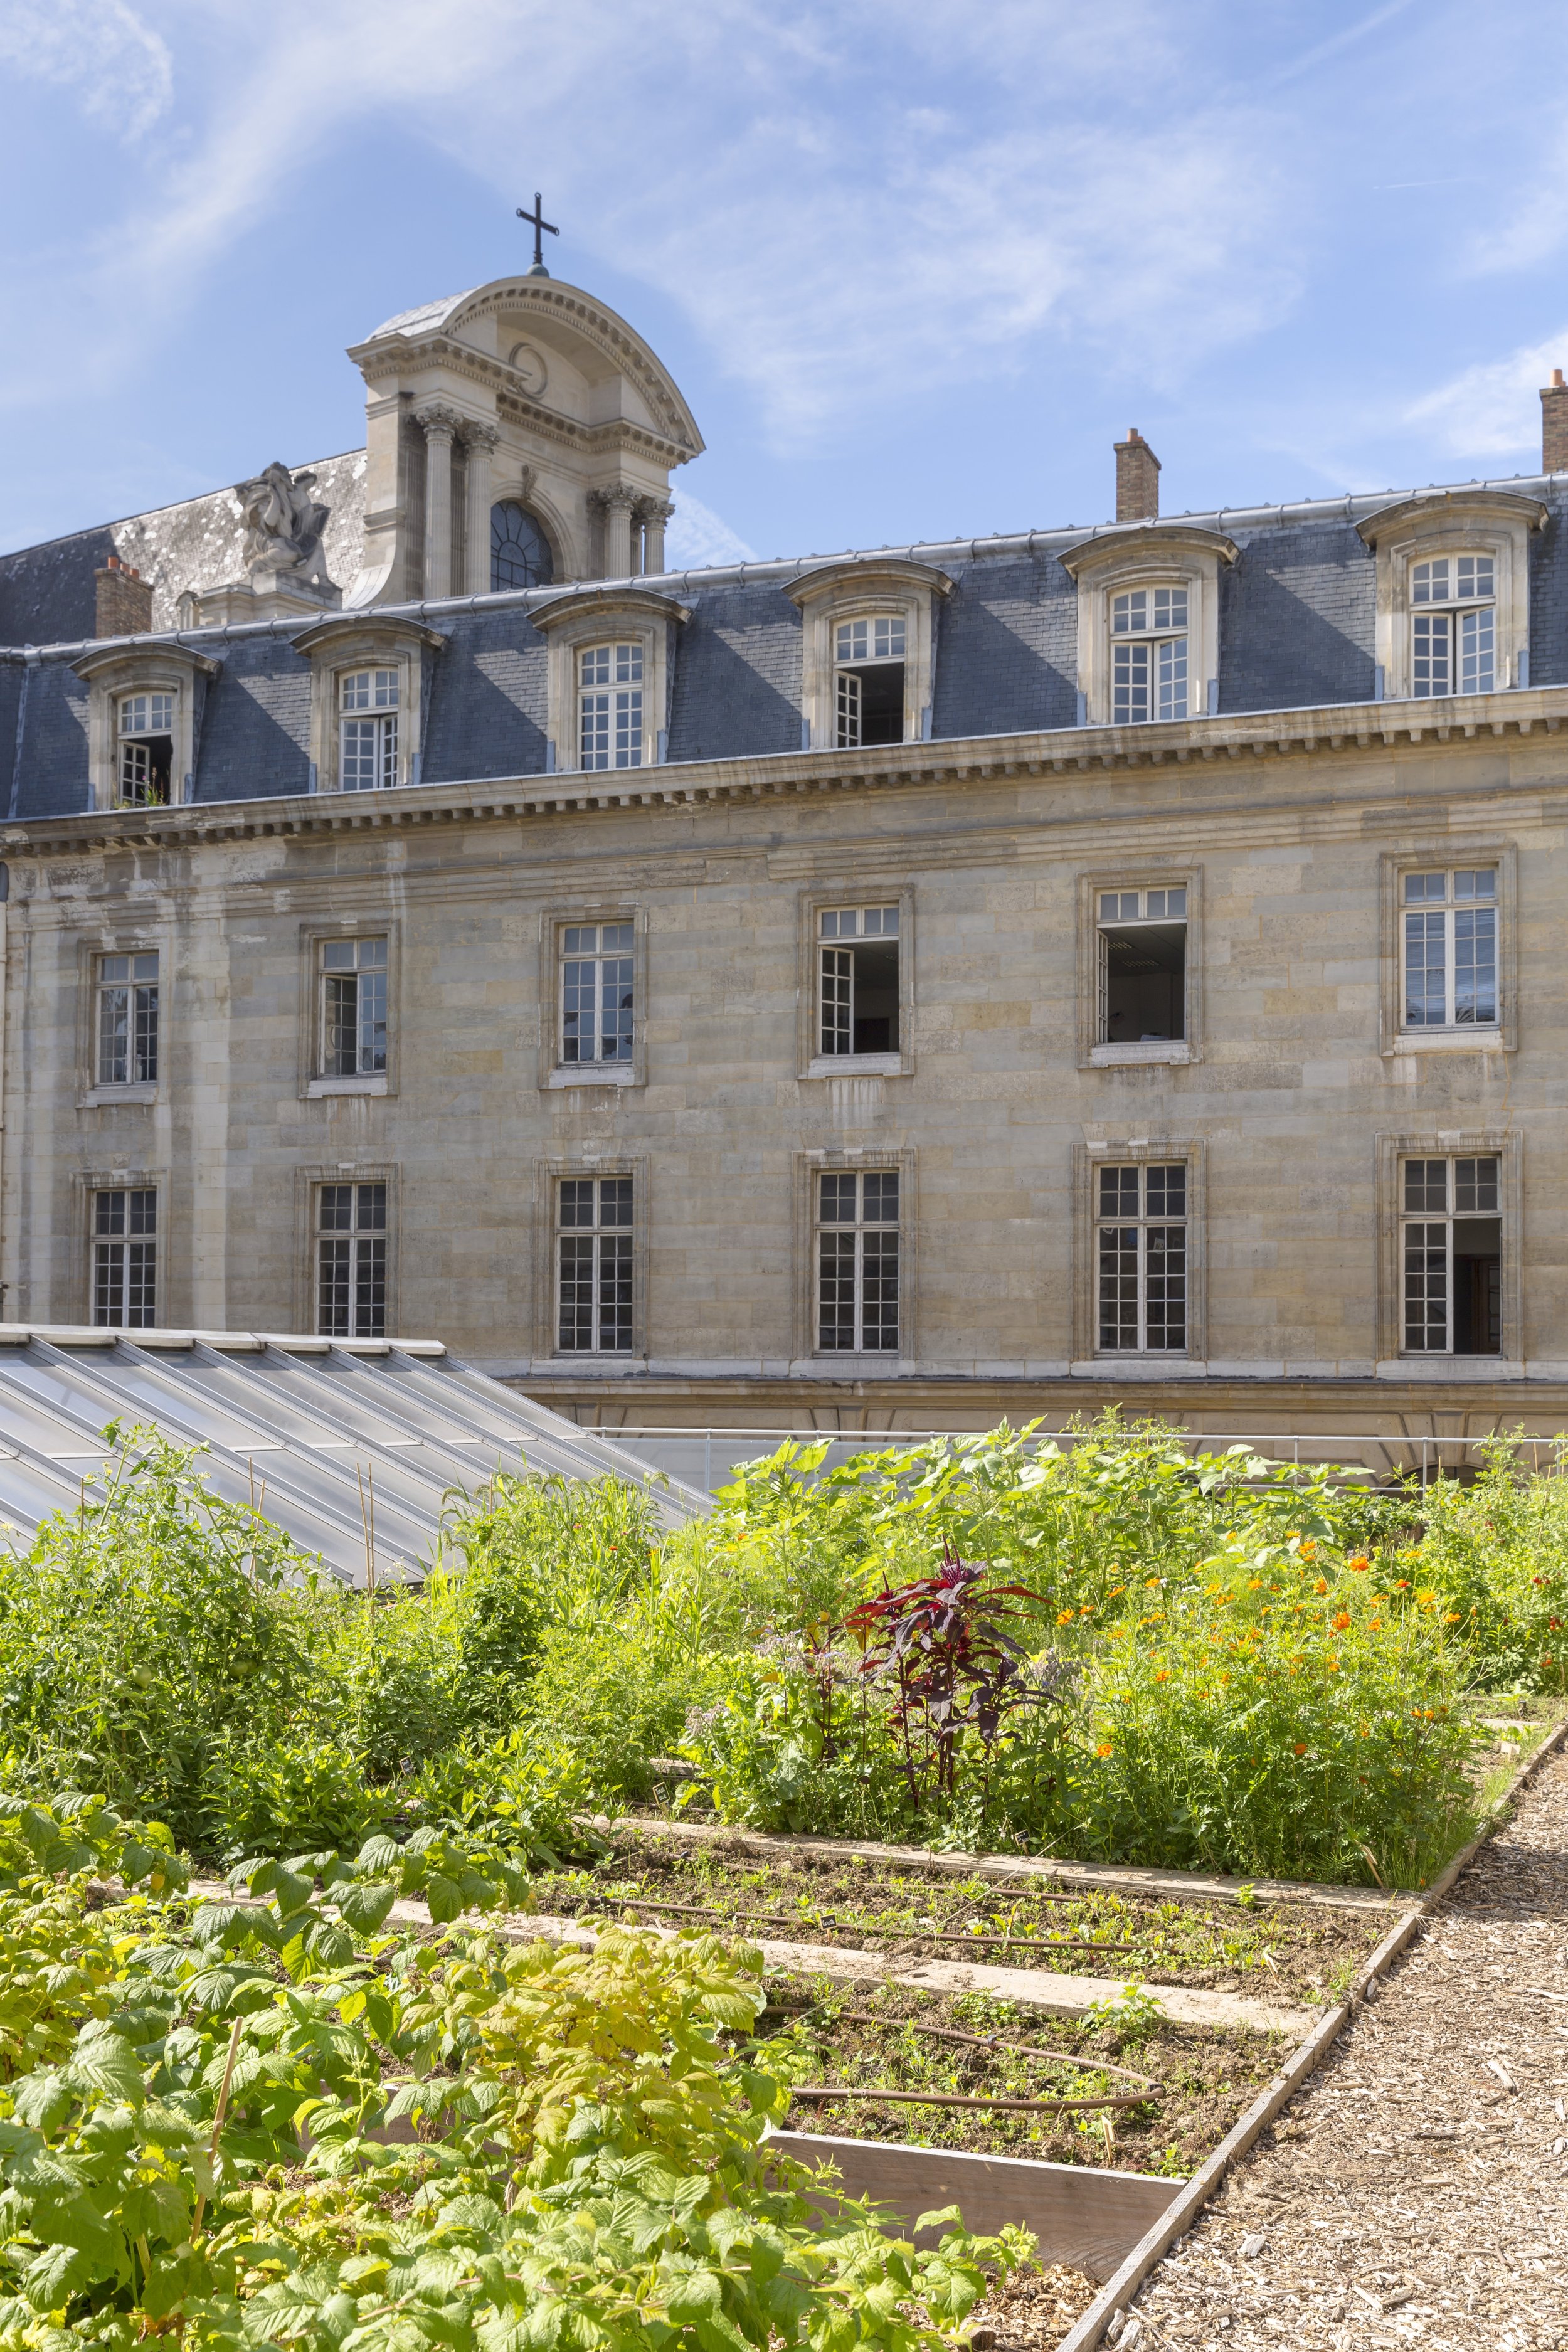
[4,467,1564,667]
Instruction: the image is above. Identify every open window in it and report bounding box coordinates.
[819,905,899,1055]
[1097,887,1185,1044]
[1358,490,1545,701]
[117,694,174,805]
[1402,1155,1502,1356]
[834,617,906,747]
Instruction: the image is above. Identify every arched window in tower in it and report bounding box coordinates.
[490,502,554,592]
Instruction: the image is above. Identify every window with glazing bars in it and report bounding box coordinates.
[96,952,159,1084]
[339,670,399,791]
[1110,587,1188,723]
[1401,869,1496,1028]
[317,1182,387,1338]
[1096,1163,1187,1352]
[319,938,388,1076]
[93,1188,156,1328]
[834,615,906,748]
[560,923,634,1064]
[818,905,899,1056]
[1411,554,1495,696]
[558,1176,634,1352]
[117,694,174,805]
[579,644,644,770]
[817,1169,899,1352]
[1402,1155,1501,1355]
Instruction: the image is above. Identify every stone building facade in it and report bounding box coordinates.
[3,270,1568,1438]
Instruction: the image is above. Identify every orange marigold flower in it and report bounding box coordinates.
[1096,1743,1114,1759]
[1445,1611,1462,1622]
[1314,1577,1328,1595]
[1370,1618,1383,1630]
[1327,1657,1340,1671]
[1154,1669,1170,1682]
[1145,1576,1162,1589]
[1057,1610,1074,1626]
[1300,1539,1318,1560]
[1293,1743,1307,1756]
[1333,1610,1352,1632]
[1247,1577,1264,1591]
[1347,1555,1370,1574]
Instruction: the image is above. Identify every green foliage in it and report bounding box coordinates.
[0,1433,308,1843]
[0,1795,1023,2352]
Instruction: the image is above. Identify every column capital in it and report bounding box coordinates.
[590,481,638,513]
[460,418,501,453]
[413,401,463,443]
[633,495,675,524]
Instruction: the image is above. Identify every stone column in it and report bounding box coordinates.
[596,484,636,580]
[462,421,499,595]
[638,499,674,577]
[415,403,461,599]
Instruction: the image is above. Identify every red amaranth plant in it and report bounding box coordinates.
[844,1548,1054,1813]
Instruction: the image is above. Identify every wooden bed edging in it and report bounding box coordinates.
[1054,1710,1568,2351]
[611,1813,1401,1914]
[768,2131,1182,2280]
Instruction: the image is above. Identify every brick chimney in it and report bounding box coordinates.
[1543,369,1568,475]
[1114,427,1161,522]
[93,553,154,639]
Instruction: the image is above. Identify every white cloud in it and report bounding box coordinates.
[664,492,757,573]
[0,0,171,138]
[1406,332,1568,460]
[0,0,1298,448]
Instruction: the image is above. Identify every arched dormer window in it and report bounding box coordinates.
[787,561,953,753]
[1059,526,1237,729]
[490,502,554,593]
[1110,585,1189,723]
[1357,490,1547,701]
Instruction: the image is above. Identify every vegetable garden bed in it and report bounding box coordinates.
[527,1830,1392,2009]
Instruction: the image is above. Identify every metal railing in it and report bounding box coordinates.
[569,1423,1568,1497]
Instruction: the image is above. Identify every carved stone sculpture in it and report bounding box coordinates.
[236,462,333,583]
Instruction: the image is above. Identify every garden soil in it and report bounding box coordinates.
[1105,1739,1568,2349]
[531,1835,1389,2004]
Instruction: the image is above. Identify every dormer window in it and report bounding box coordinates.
[1110,588,1188,723]
[579,643,644,770]
[1411,555,1495,696]
[339,669,399,792]
[117,693,174,805]
[834,615,907,747]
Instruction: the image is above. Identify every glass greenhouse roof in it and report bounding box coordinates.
[0,1326,706,1584]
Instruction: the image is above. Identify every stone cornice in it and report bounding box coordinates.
[1357,489,1550,547]
[70,642,221,685]
[784,556,956,608]
[8,685,1568,861]
[1057,523,1240,580]
[528,584,692,633]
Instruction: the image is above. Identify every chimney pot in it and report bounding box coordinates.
[1113,428,1162,522]
[1543,371,1568,472]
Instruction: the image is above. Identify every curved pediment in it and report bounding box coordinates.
[1356,489,1548,548]
[351,275,704,458]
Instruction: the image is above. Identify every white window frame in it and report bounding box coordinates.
[1379,845,1516,1057]
[1409,554,1496,699]
[1374,1130,1521,1368]
[577,642,644,771]
[817,903,901,1060]
[815,1167,901,1355]
[295,617,442,797]
[95,951,159,1088]
[1399,1153,1503,1359]
[1093,883,1189,1057]
[1399,867,1498,1032]
[1059,527,1235,728]
[1109,586,1189,724]
[558,921,635,1068]
[799,886,915,1080]
[833,613,908,748]
[92,1186,158,1328]
[556,1173,636,1354]
[1076,869,1202,1069]
[1359,491,1545,702]
[317,936,389,1079]
[1093,1160,1189,1356]
[315,1180,389,1338]
[338,668,400,792]
[116,692,176,806]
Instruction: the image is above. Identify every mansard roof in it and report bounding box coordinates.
[4,469,1568,828]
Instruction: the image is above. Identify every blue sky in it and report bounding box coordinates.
[3,0,1568,573]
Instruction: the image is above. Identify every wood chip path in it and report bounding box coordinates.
[1108,1745,1568,2349]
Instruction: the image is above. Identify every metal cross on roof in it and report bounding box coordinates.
[516,192,559,278]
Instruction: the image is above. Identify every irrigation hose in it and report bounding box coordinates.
[826,2006,1161,2089]
[585,1889,1140,1961]
[787,2084,1159,2116]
